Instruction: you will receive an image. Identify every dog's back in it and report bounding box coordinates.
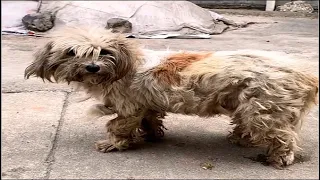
[137,49,318,117]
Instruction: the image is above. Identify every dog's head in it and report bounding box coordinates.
[25,27,140,85]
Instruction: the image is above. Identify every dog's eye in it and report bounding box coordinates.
[66,50,76,56]
[100,49,112,56]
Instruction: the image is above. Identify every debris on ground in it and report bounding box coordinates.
[106,18,132,33]
[200,162,214,170]
[276,1,314,13]
[22,12,55,32]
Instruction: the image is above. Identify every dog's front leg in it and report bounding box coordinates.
[95,110,145,152]
[88,99,117,117]
[89,104,115,116]
[140,110,167,142]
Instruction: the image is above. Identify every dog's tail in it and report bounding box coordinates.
[312,82,319,105]
[305,75,319,107]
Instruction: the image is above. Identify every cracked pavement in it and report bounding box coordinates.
[1,13,319,179]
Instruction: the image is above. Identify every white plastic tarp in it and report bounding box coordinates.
[1,1,244,38]
[1,1,39,35]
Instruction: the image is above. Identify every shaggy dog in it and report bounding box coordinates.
[25,27,318,169]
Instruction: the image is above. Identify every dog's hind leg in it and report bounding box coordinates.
[227,124,254,147]
[140,110,167,142]
[231,100,302,169]
[95,111,145,152]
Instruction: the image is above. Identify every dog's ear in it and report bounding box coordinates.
[24,41,54,82]
[113,40,138,80]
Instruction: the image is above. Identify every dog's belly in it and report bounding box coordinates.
[166,92,203,115]
[165,85,232,117]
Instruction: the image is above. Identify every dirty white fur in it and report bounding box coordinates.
[138,49,175,71]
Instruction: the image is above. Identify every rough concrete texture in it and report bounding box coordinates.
[1,12,319,179]
[1,92,67,179]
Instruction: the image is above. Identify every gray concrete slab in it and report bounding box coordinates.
[1,92,67,179]
[1,38,71,93]
[49,92,319,179]
[1,13,319,179]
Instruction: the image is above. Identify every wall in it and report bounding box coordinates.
[190,0,319,10]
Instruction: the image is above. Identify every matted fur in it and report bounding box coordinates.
[25,27,319,169]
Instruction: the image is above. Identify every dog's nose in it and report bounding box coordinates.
[86,64,100,73]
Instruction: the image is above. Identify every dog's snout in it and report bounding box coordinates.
[86,64,100,73]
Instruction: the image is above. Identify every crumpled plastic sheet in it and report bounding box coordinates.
[2,1,247,39]
[1,1,40,36]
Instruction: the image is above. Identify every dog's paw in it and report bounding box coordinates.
[95,140,118,153]
[143,127,165,142]
[267,151,295,169]
[95,139,130,153]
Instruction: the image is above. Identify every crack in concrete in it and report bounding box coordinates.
[43,92,71,179]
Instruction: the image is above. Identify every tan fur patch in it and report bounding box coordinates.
[152,52,212,85]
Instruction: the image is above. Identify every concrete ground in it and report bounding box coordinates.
[1,13,319,179]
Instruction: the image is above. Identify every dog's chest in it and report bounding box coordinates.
[94,84,141,116]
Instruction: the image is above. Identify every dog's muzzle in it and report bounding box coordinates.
[86,64,100,73]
